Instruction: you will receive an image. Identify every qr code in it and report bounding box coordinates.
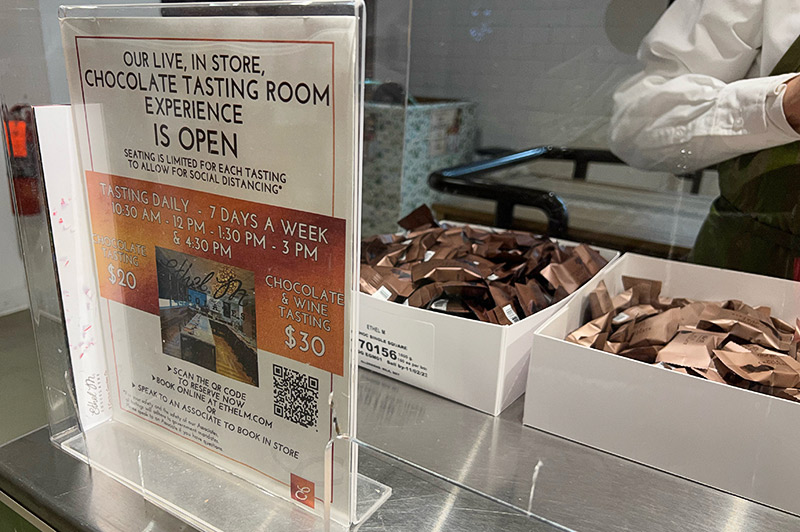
[273,364,319,429]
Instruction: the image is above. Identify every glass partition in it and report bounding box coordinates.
[354,0,800,527]
[5,0,800,531]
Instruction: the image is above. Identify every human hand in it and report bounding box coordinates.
[783,75,800,133]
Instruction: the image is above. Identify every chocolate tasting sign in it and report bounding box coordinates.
[60,12,360,521]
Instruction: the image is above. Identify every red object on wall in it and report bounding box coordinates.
[10,176,40,216]
[5,120,28,158]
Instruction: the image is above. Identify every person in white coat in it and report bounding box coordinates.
[609,0,800,279]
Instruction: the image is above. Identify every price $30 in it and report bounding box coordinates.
[284,324,326,357]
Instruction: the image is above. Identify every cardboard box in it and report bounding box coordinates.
[358,243,618,415]
[524,253,800,515]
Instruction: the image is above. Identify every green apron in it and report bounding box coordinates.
[690,35,800,280]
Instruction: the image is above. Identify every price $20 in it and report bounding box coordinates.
[108,264,137,289]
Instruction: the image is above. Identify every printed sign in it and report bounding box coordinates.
[60,12,359,521]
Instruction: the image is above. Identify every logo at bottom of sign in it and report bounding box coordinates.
[290,473,315,509]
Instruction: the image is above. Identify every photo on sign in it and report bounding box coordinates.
[156,247,258,386]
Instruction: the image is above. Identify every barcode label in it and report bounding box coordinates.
[502,304,520,323]
[612,312,630,325]
[373,286,392,300]
[431,299,448,311]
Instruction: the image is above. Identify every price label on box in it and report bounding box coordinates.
[359,309,435,387]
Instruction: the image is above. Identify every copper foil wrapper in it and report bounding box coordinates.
[407,283,444,308]
[411,259,483,284]
[515,280,551,317]
[617,345,660,363]
[398,204,437,231]
[748,384,800,402]
[360,205,609,324]
[610,304,659,327]
[360,265,383,296]
[696,306,792,352]
[381,270,415,299]
[541,255,592,294]
[574,244,607,276]
[430,298,474,318]
[566,313,613,349]
[689,366,730,385]
[621,276,662,305]
[714,343,800,389]
[441,281,491,302]
[627,308,681,348]
[566,275,800,402]
[655,328,727,369]
[588,281,614,320]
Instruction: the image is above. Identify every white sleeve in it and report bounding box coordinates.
[609,0,800,173]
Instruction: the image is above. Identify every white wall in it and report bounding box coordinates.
[37,0,159,105]
[408,0,667,150]
[39,0,73,105]
[0,0,160,316]
[0,0,52,315]
[404,0,723,246]
[372,0,413,90]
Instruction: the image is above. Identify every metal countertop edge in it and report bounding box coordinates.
[0,426,89,532]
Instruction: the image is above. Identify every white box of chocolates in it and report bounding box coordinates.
[524,253,800,515]
[358,218,618,415]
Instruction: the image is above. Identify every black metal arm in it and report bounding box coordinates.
[429,146,626,237]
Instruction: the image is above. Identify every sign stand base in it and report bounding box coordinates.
[60,422,391,531]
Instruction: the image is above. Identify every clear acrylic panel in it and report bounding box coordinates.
[353,0,800,528]
[58,410,391,531]
[60,0,364,527]
[6,1,800,532]
[360,0,413,236]
[2,102,82,444]
[1,1,398,530]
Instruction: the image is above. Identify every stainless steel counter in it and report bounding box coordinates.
[357,368,800,532]
[0,426,558,532]
[2,368,799,531]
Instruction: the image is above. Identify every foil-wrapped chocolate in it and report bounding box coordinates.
[714,343,800,388]
[360,205,610,324]
[407,283,444,309]
[588,281,614,320]
[566,275,800,402]
[696,306,792,352]
[565,313,613,350]
[397,204,438,231]
[655,328,726,369]
[541,255,593,294]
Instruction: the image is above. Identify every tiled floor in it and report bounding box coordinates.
[0,310,47,445]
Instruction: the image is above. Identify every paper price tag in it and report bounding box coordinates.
[373,286,393,301]
[359,309,434,386]
[613,312,630,325]
[502,304,520,323]
[430,299,448,311]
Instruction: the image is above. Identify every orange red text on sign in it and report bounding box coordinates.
[85,170,347,376]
